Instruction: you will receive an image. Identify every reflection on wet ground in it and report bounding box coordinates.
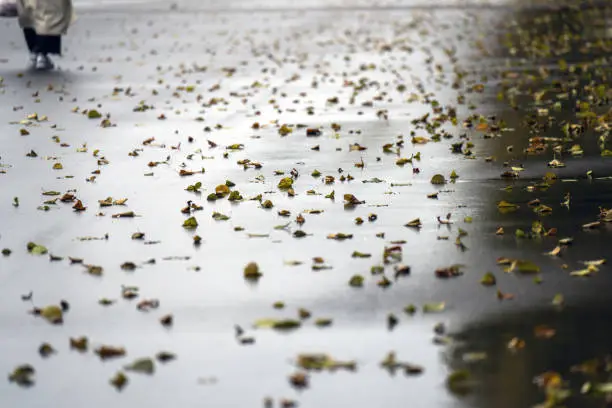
[1,0,612,407]
[446,3,612,408]
[447,305,612,408]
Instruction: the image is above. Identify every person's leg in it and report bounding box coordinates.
[23,28,39,64]
[35,35,61,70]
[37,35,62,56]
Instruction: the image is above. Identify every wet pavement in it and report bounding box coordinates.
[1,1,612,407]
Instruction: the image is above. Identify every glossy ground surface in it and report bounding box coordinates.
[1,1,611,407]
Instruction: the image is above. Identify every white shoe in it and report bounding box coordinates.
[28,53,37,67]
[35,54,54,71]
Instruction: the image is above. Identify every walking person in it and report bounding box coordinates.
[16,0,74,70]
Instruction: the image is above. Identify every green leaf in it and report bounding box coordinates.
[430,174,446,185]
[8,364,35,387]
[124,358,154,375]
[182,217,198,229]
[314,318,333,327]
[278,177,294,189]
[446,370,472,395]
[480,272,496,286]
[228,190,243,201]
[212,212,230,221]
[423,302,446,313]
[87,110,102,119]
[497,200,519,209]
[254,319,301,330]
[244,262,262,280]
[225,144,244,150]
[186,182,202,192]
[516,260,540,274]
[349,275,364,287]
[297,353,355,371]
[403,304,417,314]
[110,372,128,390]
[327,233,353,240]
[40,305,63,324]
[405,218,422,228]
[27,242,48,255]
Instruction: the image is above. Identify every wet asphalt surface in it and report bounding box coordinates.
[1,1,612,407]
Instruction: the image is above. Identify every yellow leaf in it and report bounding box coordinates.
[215,184,230,196]
[40,305,63,324]
[411,136,429,144]
[497,200,519,209]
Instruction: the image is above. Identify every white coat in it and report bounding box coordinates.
[17,0,74,36]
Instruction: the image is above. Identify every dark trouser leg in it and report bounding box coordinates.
[37,35,62,56]
[23,28,38,53]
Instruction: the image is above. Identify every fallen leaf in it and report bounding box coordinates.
[278,177,294,190]
[534,325,556,339]
[405,218,422,228]
[296,353,356,371]
[497,289,514,300]
[254,319,301,330]
[446,370,472,395]
[327,232,353,240]
[95,346,126,360]
[497,200,520,210]
[156,351,176,363]
[27,242,48,255]
[508,337,525,350]
[570,264,598,277]
[124,358,154,375]
[435,265,463,278]
[480,272,496,286]
[70,337,88,351]
[289,372,308,389]
[110,372,128,390]
[244,262,262,280]
[349,275,364,287]
[182,217,198,228]
[430,174,446,185]
[343,194,364,206]
[36,305,63,324]
[8,364,35,387]
[112,211,136,218]
[423,302,446,313]
[38,343,55,358]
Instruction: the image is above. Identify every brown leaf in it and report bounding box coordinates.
[534,325,556,339]
[72,200,86,211]
[60,193,76,202]
[289,372,309,389]
[160,314,173,327]
[112,211,136,218]
[435,265,463,278]
[497,289,514,300]
[137,299,160,311]
[95,346,126,360]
